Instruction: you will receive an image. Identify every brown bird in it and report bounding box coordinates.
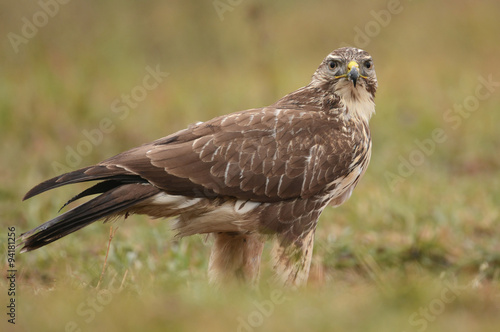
[20,47,377,287]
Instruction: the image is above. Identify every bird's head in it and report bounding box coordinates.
[311,47,378,121]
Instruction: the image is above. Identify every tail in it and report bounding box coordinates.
[23,165,146,200]
[20,166,159,252]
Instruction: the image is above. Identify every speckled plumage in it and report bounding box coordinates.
[20,47,378,287]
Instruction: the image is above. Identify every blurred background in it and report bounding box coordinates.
[1,0,500,331]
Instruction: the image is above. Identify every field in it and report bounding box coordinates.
[1,0,500,331]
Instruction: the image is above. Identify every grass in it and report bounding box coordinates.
[1,0,500,331]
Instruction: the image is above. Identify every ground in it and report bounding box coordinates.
[1,1,500,331]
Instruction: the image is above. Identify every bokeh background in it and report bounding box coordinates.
[1,0,500,331]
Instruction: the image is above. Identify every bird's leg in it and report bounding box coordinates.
[271,229,316,288]
[208,232,265,286]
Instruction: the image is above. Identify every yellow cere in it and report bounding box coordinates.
[336,61,367,79]
[347,61,359,71]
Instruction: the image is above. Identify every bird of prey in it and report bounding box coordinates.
[20,47,377,287]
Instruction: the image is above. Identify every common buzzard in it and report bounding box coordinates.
[20,47,378,287]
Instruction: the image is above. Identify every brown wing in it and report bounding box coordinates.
[20,103,369,253]
[97,107,358,202]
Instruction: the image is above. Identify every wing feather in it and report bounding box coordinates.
[97,107,360,202]
[26,107,364,205]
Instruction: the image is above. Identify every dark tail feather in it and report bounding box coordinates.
[58,180,129,212]
[19,183,159,252]
[23,165,146,201]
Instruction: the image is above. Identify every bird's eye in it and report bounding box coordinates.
[328,60,339,70]
[364,60,373,69]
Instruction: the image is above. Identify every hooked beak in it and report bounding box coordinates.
[335,60,367,88]
[347,61,360,87]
